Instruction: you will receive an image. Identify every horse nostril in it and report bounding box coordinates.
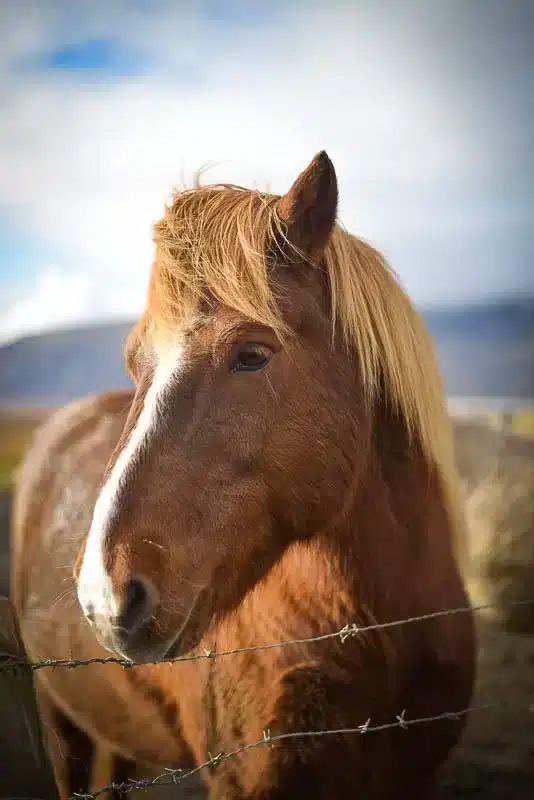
[118,578,155,636]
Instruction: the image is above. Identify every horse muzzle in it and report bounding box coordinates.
[83,576,166,663]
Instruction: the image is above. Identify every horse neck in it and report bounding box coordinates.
[213,411,453,665]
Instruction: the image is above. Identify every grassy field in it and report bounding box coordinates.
[494,408,534,437]
[0,411,47,489]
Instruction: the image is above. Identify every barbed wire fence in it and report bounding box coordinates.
[73,703,507,800]
[1,597,533,799]
[4,598,533,672]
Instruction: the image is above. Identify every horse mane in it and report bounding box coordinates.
[135,178,468,571]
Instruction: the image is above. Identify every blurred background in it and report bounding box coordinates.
[1,0,533,412]
[0,1,533,797]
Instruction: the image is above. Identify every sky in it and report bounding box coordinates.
[0,0,533,344]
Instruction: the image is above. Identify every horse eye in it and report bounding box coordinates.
[230,343,272,373]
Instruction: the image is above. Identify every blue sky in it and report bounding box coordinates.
[0,0,533,342]
[37,36,153,75]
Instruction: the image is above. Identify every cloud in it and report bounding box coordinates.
[0,0,532,343]
[1,266,107,341]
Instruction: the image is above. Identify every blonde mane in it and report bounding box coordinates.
[140,181,468,571]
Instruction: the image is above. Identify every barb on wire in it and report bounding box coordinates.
[2,598,533,673]
[71,700,508,799]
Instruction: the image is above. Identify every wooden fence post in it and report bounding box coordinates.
[0,595,60,799]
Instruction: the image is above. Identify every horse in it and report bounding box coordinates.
[12,151,476,798]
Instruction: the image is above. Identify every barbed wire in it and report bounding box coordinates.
[1,597,531,797]
[71,699,523,799]
[1,598,533,673]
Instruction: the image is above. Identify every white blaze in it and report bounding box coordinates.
[77,346,183,620]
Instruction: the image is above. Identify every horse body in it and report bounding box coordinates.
[12,151,476,798]
[174,407,475,798]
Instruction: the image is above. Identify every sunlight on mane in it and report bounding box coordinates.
[137,174,468,569]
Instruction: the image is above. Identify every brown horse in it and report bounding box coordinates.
[12,151,476,798]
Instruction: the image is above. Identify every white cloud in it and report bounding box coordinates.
[0,0,529,343]
[1,266,98,340]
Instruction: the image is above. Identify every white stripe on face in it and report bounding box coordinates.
[76,345,184,621]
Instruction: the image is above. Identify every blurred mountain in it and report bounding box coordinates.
[425,297,534,402]
[0,299,533,409]
[0,321,134,409]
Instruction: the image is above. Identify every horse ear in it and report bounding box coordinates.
[276,150,338,264]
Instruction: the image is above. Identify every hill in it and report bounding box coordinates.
[0,321,134,409]
[0,299,533,409]
[425,298,534,403]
